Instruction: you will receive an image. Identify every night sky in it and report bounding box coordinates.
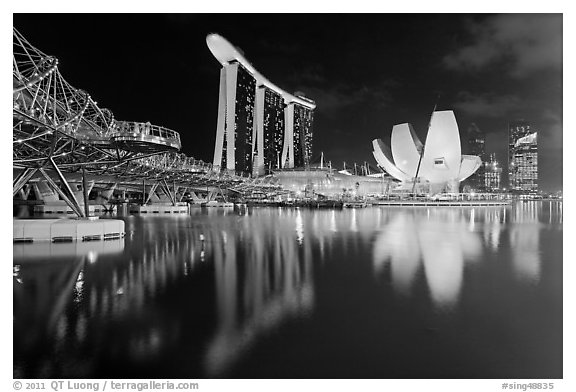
[13,14,563,191]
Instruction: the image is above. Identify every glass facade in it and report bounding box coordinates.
[214,64,315,175]
[293,103,314,168]
[484,153,502,192]
[508,121,538,193]
[233,62,256,175]
[466,123,486,191]
[263,88,285,172]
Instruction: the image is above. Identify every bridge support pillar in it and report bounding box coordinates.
[95,183,117,205]
[82,167,90,217]
[38,166,84,218]
[13,168,38,197]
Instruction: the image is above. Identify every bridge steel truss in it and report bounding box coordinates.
[13,28,281,216]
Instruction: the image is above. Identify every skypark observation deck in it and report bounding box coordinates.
[206,34,316,109]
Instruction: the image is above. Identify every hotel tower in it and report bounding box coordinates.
[207,34,316,176]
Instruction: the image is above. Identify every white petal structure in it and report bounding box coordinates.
[371,139,411,181]
[391,123,422,177]
[372,110,481,193]
[459,155,483,181]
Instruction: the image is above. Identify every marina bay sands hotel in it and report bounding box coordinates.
[207,34,316,176]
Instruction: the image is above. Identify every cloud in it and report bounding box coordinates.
[443,14,562,77]
[453,91,522,117]
[538,109,563,150]
[293,78,395,114]
[292,65,327,84]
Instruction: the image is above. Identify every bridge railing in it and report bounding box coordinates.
[111,121,181,145]
[14,28,256,189]
[133,152,214,174]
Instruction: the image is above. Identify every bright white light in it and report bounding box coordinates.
[87,251,97,264]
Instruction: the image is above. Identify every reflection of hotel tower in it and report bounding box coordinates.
[508,120,538,193]
[207,34,316,175]
[204,211,314,376]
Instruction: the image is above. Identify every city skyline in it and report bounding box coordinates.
[12,14,563,191]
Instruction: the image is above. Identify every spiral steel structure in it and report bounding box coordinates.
[13,28,279,215]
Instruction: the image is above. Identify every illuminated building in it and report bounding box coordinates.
[262,87,285,172]
[207,34,316,176]
[508,120,538,193]
[286,101,314,169]
[465,123,486,191]
[484,153,502,192]
[371,110,481,195]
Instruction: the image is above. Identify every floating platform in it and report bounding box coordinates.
[129,204,189,214]
[13,218,125,243]
[370,200,511,207]
[203,201,234,208]
[14,237,124,261]
[256,200,344,209]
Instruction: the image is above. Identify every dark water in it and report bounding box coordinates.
[13,201,563,379]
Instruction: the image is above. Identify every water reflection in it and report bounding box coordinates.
[509,202,544,284]
[373,209,482,308]
[13,239,124,261]
[482,208,505,251]
[13,238,124,375]
[189,209,313,376]
[371,202,561,307]
[13,201,562,378]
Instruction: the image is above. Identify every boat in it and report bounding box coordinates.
[246,199,280,207]
[343,201,368,208]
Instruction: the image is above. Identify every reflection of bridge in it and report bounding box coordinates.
[13,211,314,377]
[13,29,280,217]
[13,205,561,377]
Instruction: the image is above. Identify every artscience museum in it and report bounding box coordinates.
[372,110,481,195]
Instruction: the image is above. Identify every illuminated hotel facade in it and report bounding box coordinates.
[207,34,316,176]
[508,120,538,193]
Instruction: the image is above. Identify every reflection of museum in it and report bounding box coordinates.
[371,202,560,307]
[13,202,561,377]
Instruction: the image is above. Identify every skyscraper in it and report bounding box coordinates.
[465,123,486,191]
[282,100,315,169]
[508,120,538,193]
[484,153,502,192]
[234,62,256,174]
[207,34,315,176]
[295,102,314,168]
[262,87,285,172]
[212,61,256,174]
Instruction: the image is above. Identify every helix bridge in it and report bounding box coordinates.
[13,28,281,217]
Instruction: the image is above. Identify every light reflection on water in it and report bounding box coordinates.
[13,201,562,378]
[373,209,483,308]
